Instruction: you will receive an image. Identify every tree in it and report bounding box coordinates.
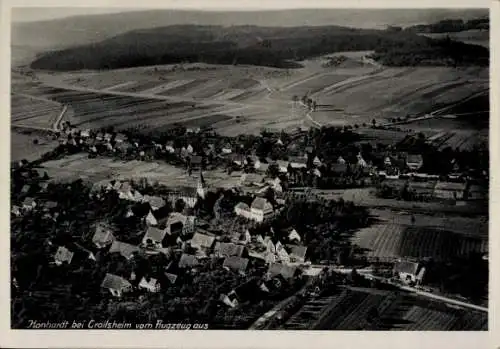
[372,119,376,127]
[174,199,186,213]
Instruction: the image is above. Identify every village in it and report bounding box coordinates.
[10,116,488,329]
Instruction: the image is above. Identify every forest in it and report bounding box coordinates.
[30,24,488,71]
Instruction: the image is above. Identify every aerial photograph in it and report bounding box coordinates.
[10,7,489,330]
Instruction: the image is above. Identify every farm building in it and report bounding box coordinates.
[92,223,115,249]
[190,233,216,253]
[393,260,426,285]
[434,182,466,200]
[101,273,132,298]
[406,154,424,170]
[178,253,198,268]
[223,256,249,274]
[214,242,247,258]
[142,227,168,249]
[109,241,141,260]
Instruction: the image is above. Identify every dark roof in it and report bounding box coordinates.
[251,197,272,211]
[178,254,198,268]
[223,256,249,273]
[214,242,245,257]
[288,245,307,260]
[268,263,297,279]
[101,273,131,290]
[144,227,167,243]
[109,241,140,259]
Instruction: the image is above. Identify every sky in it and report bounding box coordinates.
[11,0,489,22]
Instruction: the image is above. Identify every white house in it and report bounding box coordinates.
[250,197,274,223]
[394,260,426,285]
[138,277,161,292]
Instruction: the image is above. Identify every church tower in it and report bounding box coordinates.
[197,169,206,199]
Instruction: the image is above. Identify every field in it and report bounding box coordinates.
[14,52,485,138]
[283,287,487,330]
[351,223,487,262]
[11,130,59,162]
[38,153,245,189]
[11,93,63,130]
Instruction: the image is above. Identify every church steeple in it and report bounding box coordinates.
[197,169,206,199]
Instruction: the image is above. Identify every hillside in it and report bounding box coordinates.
[29,25,489,71]
[12,8,489,53]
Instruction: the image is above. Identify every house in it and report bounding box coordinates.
[434,182,466,200]
[220,293,239,308]
[92,224,115,249]
[80,129,91,138]
[276,160,289,173]
[337,156,346,164]
[465,184,488,200]
[222,144,232,154]
[189,155,203,170]
[288,229,301,243]
[21,184,31,194]
[240,173,265,187]
[331,163,348,175]
[190,233,216,252]
[394,260,426,285]
[22,197,37,211]
[142,227,168,249]
[138,276,161,292]
[357,154,367,168]
[165,187,199,208]
[406,154,424,171]
[145,210,158,226]
[109,241,140,260]
[254,159,270,173]
[114,133,127,143]
[234,202,252,220]
[43,201,58,212]
[178,254,198,268]
[165,272,178,285]
[313,156,322,167]
[165,141,175,153]
[288,245,307,263]
[289,156,308,169]
[268,263,297,280]
[11,205,21,217]
[223,256,249,274]
[214,242,246,258]
[54,246,74,265]
[142,195,166,210]
[101,273,132,297]
[250,197,274,223]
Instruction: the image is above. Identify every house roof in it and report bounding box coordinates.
[44,201,58,209]
[143,195,166,209]
[407,154,423,164]
[165,272,178,284]
[92,224,115,244]
[54,246,74,264]
[251,197,272,211]
[394,261,420,275]
[101,273,131,290]
[235,202,250,211]
[268,263,297,279]
[178,254,198,268]
[223,256,249,273]
[288,245,307,260]
[191,233,215,248]
[22,197,36,206]
[144,227,167,243]
[214,242,245,257]
[435,181,466,191]
[109,241,140,259]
